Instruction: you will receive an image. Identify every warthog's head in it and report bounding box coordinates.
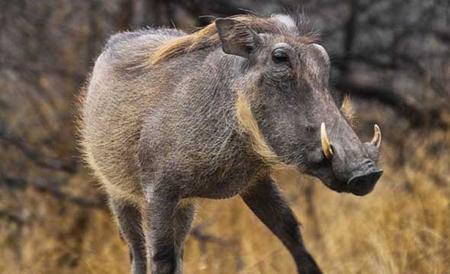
[217,15,382,195]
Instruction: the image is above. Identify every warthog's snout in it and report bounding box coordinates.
[347,160,383,196]
[316,123,383,196]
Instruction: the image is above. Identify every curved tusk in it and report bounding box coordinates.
[371,124,382,148]
[321,122,334,159]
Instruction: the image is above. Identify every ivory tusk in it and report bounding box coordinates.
[321,122,334,159]
[371,124,382,148]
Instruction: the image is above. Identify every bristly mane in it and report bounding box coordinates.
[149,14,318,65]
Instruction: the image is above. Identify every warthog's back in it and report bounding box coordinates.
[80,28,188,206]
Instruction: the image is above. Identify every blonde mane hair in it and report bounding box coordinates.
[341,95,355,126]
[149,14,318,65]
[235,91,296,172]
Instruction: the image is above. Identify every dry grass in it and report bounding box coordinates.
[1,116,449,274]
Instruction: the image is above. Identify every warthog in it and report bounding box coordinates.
[80,13,383,274]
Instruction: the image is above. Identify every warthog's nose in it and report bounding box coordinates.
[347,160,383,196]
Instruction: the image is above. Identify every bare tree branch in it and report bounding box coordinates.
[0,125,78,174]
[0,174,106,210]
[333,79,446,128]
[0,209,26,225]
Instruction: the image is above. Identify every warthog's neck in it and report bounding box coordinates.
[168,54,272,191]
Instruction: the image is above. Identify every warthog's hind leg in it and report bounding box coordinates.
[240,178,323,274]
[110,198,147,274]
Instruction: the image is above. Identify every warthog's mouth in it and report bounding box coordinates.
[319,167,383,196]
[346,168,383,196]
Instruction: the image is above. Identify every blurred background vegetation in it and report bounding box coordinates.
[0,0,449,273]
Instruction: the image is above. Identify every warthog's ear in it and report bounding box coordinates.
[216,18,261,58]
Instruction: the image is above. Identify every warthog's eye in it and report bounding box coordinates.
[272,48,290,64]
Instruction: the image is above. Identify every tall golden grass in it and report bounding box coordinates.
[1,107,449,274]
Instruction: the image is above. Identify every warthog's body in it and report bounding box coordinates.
[83,27,259,205]
[80,14,382,274]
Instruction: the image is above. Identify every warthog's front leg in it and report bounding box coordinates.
[173,201,196,273]
[241,178,323,274]
[110,198,147,274]
[144,186,179,274]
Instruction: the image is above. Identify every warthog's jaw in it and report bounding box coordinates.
[318,165,383,196]
[235,92,383,196]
